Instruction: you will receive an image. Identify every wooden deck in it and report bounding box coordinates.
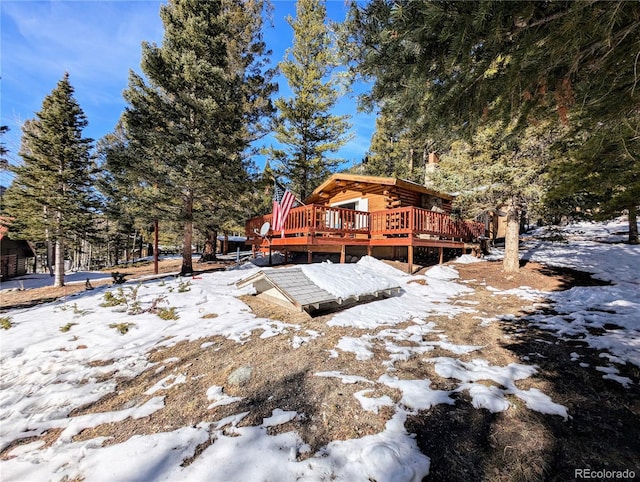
[245,204,485,272]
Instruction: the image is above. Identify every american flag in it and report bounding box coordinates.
[272,179,296,236]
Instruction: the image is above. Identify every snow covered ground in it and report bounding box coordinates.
[0,255,186,292]
[1,218,638,481]
[0,270,114,291]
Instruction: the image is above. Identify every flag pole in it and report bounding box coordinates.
[275,178,305,206]
[272,177,297,239]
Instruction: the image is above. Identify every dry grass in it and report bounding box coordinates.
[2,259,639,481]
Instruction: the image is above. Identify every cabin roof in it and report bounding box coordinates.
[0,236,36,257]
[304,173,454,204]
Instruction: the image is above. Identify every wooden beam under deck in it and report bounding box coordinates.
[253,237,478,272]
[251,233,477,252]
[268,236,370,248]
[368,237,467,249]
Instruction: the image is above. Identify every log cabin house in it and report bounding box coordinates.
[245,173,486,273]
[0,236,36,280]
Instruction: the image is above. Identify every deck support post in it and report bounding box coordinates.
[408,245,414,274]
[439,246,444,264]
[367,245,372,257]
[340,244,346,264]
[307,250,312,264]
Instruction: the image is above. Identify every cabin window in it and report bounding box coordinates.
[421,194,444,212]
[329,198,369,229]
[336,201,357,210]
[330,197,368,212]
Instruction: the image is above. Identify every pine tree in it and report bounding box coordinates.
[546,114,640,244]
[96,123,165,267]
[345,0,639,240]
[121,0,275,274]
[265,0,352,200]
[362,112,436,184]
[3,73,96,286]
[345,1,638,133]
[195,0,276,263]
[432,121,560,272]
[364,114,406,178]
[0,125,9,170]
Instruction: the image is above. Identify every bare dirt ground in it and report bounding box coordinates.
[2,259,639,481]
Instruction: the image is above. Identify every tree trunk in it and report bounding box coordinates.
[154,219,159,274]
[114,241,119,266]
[131,230,137,264]
[138,232,144,261]
[629,205,639,244]
[46,239,54,276]
[519,210,528,234]
[72,239,79,271]
[408,148,414,175]
[200,228,218,262]
[181,194,194,275]
[423,149,428,185]
[87,241,92,271]
[54,235,65,287]
[490,212,498,244]
[44,206,54,276]
[503,204,520,273]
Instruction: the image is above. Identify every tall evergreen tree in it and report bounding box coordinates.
[363,111,437,184]
[0,124,10,243]
[121,0,275,274]
[265,0,352,200]
[3,73,96,286]
[96,123,165,267]
[0,125,9,170]
[194,0,276,262]
[345,0,639,241]
[364,113,409,178]
[432,121,559,272]
[345,1,638,134]
[546,114,640,244]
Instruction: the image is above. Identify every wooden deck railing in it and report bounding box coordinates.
[370,207,485,240]
[246,204,484,242]
[246,204,369,239]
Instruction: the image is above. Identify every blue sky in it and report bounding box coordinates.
[0,0,375,187]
